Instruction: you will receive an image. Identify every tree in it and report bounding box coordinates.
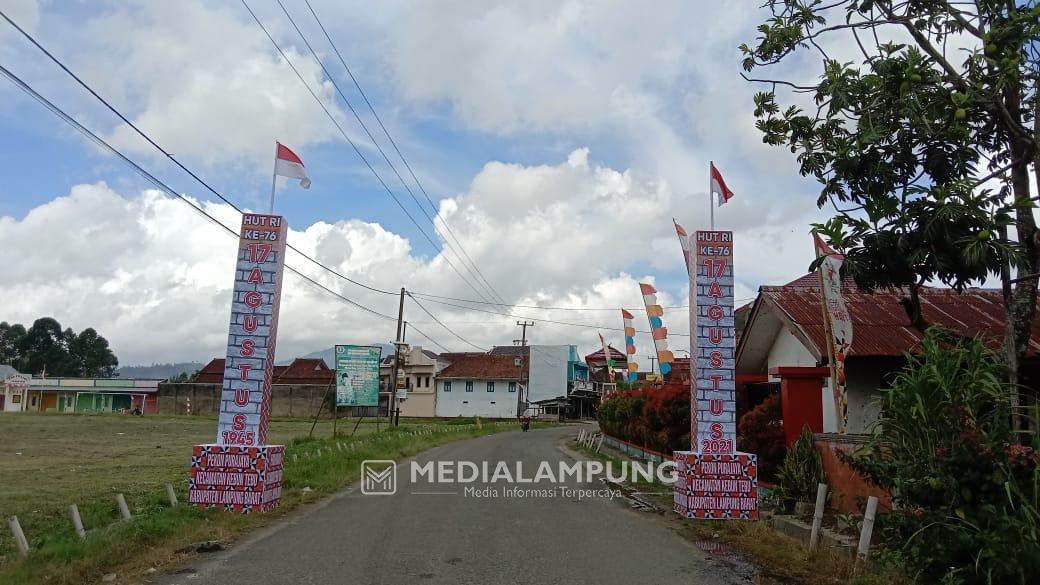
[16,317,74,376]
[740,1,1038,397]
[4,317,119,377]
[68,328,118,378]
[0,321,26,365]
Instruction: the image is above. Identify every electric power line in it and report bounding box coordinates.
[239,0,497,305]
[407,293,488,351]
[0,8,755,324]
[299,0,507,305]
[0,8,399,300]
[0,62,475,355]
[413,294,693,337]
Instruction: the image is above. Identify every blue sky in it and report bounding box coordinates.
[0,0,834,364]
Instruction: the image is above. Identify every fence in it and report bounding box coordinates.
[4,421,500,560]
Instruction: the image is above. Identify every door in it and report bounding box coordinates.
[41,393,58,412]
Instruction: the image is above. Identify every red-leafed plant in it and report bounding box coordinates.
[737,394,785,481]
[598,384,690,453]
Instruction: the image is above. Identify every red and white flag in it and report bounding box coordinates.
[710,162,734,205]
[275,142,311,189]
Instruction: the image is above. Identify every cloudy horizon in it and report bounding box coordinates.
[2,1,858,366]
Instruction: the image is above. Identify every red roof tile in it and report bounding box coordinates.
[761,275,1040,357]
[584,346,627,365]
[438,352,527,379]
[194,358,330,385]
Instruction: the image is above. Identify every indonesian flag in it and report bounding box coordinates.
[275,142,311,189]
[710,162,734,205]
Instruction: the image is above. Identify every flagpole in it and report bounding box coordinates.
[709,161,715,231]
[269,140,278,214]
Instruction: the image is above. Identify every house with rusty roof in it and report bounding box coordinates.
[736,273,1040,434]
[196,358,333,385]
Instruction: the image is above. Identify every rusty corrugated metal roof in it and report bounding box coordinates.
[761,276,1040,357]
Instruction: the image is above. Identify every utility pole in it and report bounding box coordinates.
[389,287,406,427]
[515,321,534,419]
[646,354,658,374]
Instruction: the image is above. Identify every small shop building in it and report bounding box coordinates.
[1,366,162,414]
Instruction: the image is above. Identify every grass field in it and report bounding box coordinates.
[0,412,525,584]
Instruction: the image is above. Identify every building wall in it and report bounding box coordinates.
[400,391,435,418]
[765,328,897,434]
[436,379,518,418]
[766,329,817,372]
[2,387,25,412]
[527,345,569,402]
[816,433,892,513]
[157,383,332,418]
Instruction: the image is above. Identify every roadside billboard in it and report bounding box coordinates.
[335,345,382,407]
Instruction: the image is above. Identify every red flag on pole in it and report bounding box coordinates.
[710,162,734,205]
[274,142,311,189]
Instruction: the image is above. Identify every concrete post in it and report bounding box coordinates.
[809,483,828,550]
[166,484,178,506]
[857,496,879,561]
[8,515,29,556]
[116,493,132,521]
[69,504,86,539]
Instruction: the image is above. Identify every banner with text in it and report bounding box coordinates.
[674,229,757,521]
[335,345,382,407]
[692,230,736,453]
[215,214,288,446]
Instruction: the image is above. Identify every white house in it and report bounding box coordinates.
[435,352,523,418]
[1,365,29,412]
[735,273,1040,433]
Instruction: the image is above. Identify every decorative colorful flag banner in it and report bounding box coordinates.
[621,309,638,382]
[597,331,615,382]
[639,282,674,375]
[814,233,852,433]
[673,219,692,273]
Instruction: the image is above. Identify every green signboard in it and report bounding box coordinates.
[335,345,382,407]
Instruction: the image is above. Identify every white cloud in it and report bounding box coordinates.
[68,1,346,170]
[0,149,821,365]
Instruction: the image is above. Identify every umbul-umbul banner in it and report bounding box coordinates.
[815,233,852,433]
[598,331,615,382]
[621,309,638,382]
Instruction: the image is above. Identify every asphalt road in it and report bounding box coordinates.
[156,425,753,585]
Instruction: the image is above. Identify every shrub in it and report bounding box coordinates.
[737,394,785,481]
[597,384,690,452]
[844,328,1040,584]
[775,426,824,503]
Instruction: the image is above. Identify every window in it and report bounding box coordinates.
[487,381,495,392]
[443,381,451,392]
[508,382,517,393]
[465,381,473,393]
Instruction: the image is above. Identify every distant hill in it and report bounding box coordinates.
[117,361,203,380]
[283,344,395,367]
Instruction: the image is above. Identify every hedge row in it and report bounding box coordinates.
[597,384,785,479]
